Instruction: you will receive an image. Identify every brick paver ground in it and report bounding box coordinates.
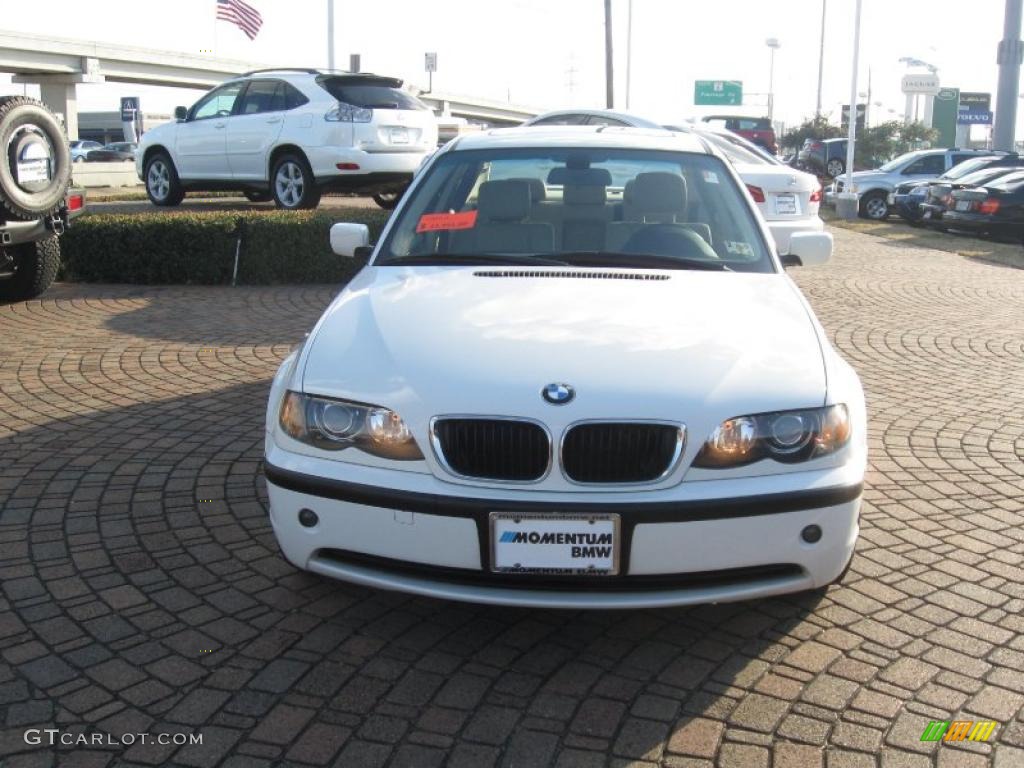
[0,227,1022,767]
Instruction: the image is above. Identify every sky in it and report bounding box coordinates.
[0,0,1016,135]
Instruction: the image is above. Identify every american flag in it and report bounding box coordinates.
[216,0,263,40]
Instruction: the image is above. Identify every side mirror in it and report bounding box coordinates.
[174,106,188,121]
[786,232,832,267]
[330,222,370,257]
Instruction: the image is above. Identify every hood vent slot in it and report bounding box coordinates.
[473,270,669,281]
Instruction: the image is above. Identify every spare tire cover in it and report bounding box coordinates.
[0,96,72,221]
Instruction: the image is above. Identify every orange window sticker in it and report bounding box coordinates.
[416,210,478,233]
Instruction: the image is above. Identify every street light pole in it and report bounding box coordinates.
[327,0,335,71]
[604,0,614,108]
[816,0,827,117]
[838,0,863,220]
[994,0,1023,151]
[766,38,781,122]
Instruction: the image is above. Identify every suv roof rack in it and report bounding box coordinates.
[238,67,322,77]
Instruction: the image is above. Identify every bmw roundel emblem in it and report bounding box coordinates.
[542,382,575,405]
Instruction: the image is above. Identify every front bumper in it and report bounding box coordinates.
[264,454,862,609]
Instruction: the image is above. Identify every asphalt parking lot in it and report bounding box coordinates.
[1,227,1023,767]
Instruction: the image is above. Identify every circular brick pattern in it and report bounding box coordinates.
[0,229,1022,767]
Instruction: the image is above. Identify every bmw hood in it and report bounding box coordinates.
[299,267,827,432]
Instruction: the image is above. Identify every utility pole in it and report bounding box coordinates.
[816,0,827,117]
[327,0,335,71]
[994,0,1023,151]
[625,0,633,109]
[604,0,614,108]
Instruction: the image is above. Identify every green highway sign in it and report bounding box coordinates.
[694,80,742,106]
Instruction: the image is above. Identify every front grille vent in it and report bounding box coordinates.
[562,422,682,483]
[474,270,670,281]
[432,418,549,481]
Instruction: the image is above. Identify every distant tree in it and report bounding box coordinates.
[853,120,940,168]
[781,116,843,151]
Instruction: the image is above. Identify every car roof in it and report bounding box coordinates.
[451,125,712,154]
[525,109,663,128]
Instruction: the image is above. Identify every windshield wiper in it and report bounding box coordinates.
[557,251,732,271]
[380,253,570,267]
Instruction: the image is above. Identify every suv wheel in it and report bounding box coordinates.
[826,158,845,177]
[272,154,321,210]
[372,188,405,210]
[144,152,185,206]
[859,191,889,220]
[0,236,60,302]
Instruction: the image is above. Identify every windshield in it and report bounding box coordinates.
[942,157,994,180]
[318,76,427,110]
[878,151,921,172]
[377,147,775,273]
[700,131,781,165]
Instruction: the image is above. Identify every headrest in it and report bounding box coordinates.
[631,172,687,212]
[508,177,546,202]
[477,179,532,221]
[564,184,607,206]
[547,167,613,187]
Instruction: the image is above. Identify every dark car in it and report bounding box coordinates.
[891,154,1024,224]
[701,115,777,154]
[942,170,1024,239]
[798,138,848,178]
[86,142,137,162]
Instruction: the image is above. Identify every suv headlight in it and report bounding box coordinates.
[325,102,373,123]
[279,391,423,460]
[693,404,850,469]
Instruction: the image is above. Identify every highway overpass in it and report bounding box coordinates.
[0,30,539,138]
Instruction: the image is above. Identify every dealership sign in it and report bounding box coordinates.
[901,74,940,95]
[958,91,992,125]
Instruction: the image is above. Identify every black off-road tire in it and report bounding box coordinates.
[271,153,321,210]
[0,236,60,302]
[0,96,72,221]
[144,151,185,207]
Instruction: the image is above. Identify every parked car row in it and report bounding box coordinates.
[70,140,138,162]
[825,147,1006,220]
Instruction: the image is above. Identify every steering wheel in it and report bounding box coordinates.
[620,223,716,260]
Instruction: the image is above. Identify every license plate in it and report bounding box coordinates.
[955,200,972,211]
[922,209,933,220]
[17,159,49,184]
[389,127,410,144]
[490,512,620,575]
[774,193,798,215]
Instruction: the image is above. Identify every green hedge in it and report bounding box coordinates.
[60,208,392,285]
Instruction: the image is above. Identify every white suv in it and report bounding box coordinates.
[136,68,438,210]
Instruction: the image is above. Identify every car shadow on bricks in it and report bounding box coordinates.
[0,379,851,766]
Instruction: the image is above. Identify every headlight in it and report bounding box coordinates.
[279,391,423,460]
[693,404,850,468]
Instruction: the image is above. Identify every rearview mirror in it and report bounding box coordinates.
[785,232,832,267]
[330,223,370,257]
[174,106,188,121]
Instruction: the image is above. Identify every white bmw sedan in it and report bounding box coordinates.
[264,127,866,609]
